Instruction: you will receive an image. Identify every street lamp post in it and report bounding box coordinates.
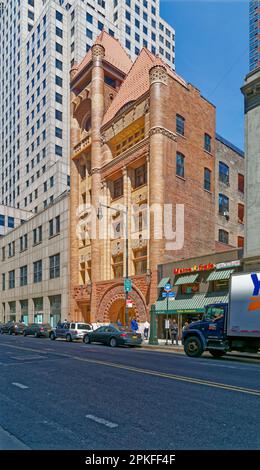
[97,203,129,326]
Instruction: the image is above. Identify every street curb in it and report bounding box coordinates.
[141,345,184,354]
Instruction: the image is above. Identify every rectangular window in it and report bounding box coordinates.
[113,178,123,199]
[33,226,42,245]
[20,266,28,287]
[204,168,211,191]
[238,173,244,193]
[55,92,63,104]
[33,260,42,283]
[56,26,63,38]
[50,254,60,279]
[0,214,5,226]
[204,133,212,153]
[176,152,185,178]
[134,165,147,188]
[219,194,229,215]
[55,58,63,70]
[56,10,63,22]
[238,204,244,224]
[55,75,63,87]
[55,145,62,156]
[55,110,62,121]
[176,114,185,136]
[219,229,229,245]
[55,127,62,139]
[9,270,15,289]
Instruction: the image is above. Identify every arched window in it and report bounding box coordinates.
[219,162,229,184]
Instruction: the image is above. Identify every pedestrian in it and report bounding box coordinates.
[143,320,150,340]
[117,318,122,327]
[130,317,138,332]
[170,319,178,345]
[182,321,189,332]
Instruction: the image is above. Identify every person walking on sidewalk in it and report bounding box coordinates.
[131,317,138,333]
[170,319,178,346]
[143,320,150,340]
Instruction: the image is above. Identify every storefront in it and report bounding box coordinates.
[156,249,242,339]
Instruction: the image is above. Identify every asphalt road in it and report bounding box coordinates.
[0,334,259,450]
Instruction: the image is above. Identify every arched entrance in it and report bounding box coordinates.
[98,284,147,324]
[108,298,136,325]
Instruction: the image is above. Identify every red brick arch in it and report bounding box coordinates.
[98,283,147,323]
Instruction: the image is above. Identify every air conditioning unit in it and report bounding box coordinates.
[223,211,229,218]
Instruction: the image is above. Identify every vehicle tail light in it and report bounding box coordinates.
[120,333,127,337]
[40,327,44,331]
[14,325,18,328]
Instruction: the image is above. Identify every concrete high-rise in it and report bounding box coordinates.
[0,0,175,213]
[249,0,260,71]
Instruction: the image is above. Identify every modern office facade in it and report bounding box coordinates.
[215,134,245,252]
[0,192,69,325]
[0,0,175,213]
[249,0,260,71]
[0,204,32,238]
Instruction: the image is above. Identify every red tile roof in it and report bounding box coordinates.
[102,48,187,127]
[75,31,133,77]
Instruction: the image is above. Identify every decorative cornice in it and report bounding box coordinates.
[149,126,177,141]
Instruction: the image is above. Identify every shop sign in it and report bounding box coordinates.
[216,260,241,270]
[173,263,215,275]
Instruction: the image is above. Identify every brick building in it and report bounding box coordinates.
[69,32,217,324]
[215,134,245,252]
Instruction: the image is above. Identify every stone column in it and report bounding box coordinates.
[241,68,260,269]
[90,43,105,321]
[69,89,81,320]
[148,64,168,303]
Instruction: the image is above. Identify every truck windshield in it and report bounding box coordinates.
[203,306,225,322]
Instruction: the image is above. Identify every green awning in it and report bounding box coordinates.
[206,269,234,282]
[155,292,229,314]
[174,273,199,285]
[157,277,171,288]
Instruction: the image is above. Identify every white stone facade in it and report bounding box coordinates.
[0,192,69,326]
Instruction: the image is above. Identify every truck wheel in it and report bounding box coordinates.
[209,350,226,358]
[184,336,203,357]
[50,332,56,340]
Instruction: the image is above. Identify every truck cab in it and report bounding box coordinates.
[182,303,228,358]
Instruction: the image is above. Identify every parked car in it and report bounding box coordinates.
[50,322,93,342]
[0,321,26,335]
[23,323,52,338]
[83,325,143,347]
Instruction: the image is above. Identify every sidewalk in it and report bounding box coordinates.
[0,425,30,450]
[141,338,184,353]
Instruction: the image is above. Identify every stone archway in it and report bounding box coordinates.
[97,284,147,324]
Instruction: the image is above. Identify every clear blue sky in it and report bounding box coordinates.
[161,0,249,150]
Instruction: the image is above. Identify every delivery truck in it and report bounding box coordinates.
[182,272,260,357]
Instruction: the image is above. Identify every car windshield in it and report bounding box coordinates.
[77,324,90,330]
[204,306,225,321]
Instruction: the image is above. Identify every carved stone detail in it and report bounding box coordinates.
[149,126,177,141]
[92,44,105,61]
[149,65,168,85]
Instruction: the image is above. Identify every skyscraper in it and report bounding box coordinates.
[249,0,260,71]
[0,0,175,213]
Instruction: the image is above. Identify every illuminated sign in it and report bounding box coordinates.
[173,263,215,275]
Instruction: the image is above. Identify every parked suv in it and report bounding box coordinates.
[49,322,93,342]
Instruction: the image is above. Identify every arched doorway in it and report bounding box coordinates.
[98,284,147,324]
[107,298,136,325]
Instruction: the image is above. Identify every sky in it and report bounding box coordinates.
[161,0,249,150]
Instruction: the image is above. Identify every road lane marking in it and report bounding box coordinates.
[12,383,28,390]
[9,355,45,361]
[1,342,260,397]
[86,414,118,429]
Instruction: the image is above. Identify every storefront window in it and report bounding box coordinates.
[213,279,229,292]
[181,283,200,295]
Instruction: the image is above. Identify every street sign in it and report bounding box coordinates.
[165,319,170,329]
[168,292,176,298]
[124,278,132,292]
[162,292,168,298]
[126,299,133,308]
[164,283,171,291]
